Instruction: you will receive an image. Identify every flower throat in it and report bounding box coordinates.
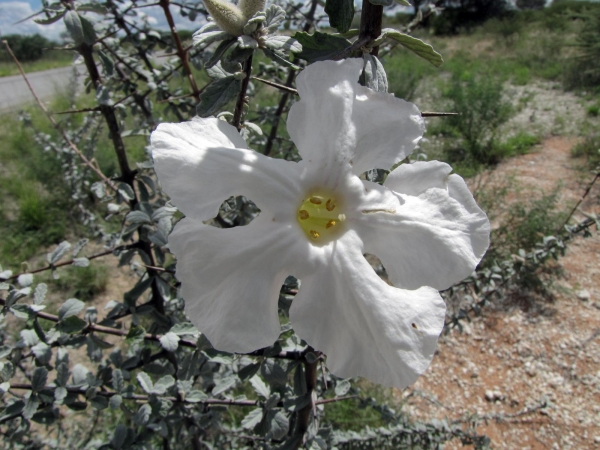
[297,195,346,242]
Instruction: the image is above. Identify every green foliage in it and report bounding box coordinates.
[565,7,600,91]
[53,265,109,302]
[571,133,600,168]
[441,72,513,167]
[0,34,54,62]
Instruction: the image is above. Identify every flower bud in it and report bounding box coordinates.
[203,0,246,36]
[238,0,267,20]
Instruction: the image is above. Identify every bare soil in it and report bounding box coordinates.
[400,137,600,449]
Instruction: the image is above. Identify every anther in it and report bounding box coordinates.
[326,199,335,211]
[309,196,322,205]
[298,210,309,220]
[310,230,320,239]
[326,220,336,229]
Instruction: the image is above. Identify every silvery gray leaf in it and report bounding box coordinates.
[362,54,388,92]
[265,5,286,33]
[159,332,180,352]
[48,241,71,264]
[264,36,302,53]
[238,35,259,49]
[58,298,84,321]
[73,257,90,267]
[17,273,33,288]
[193,30,231,50]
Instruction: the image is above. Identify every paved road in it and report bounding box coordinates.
[0,65,86,113]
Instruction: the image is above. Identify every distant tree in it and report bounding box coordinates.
[517,0,545,9]
[431,0,512,34]
[0,34,53,61]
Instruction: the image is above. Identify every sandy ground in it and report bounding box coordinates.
[400,137,600,449]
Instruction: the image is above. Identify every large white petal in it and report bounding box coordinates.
[169,215,318,353]
[286,58,424,180]
[290,232,446,389]
[354,161,490,291]
[152,117,302,221]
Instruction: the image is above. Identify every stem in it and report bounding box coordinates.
[79,43,135,186]
[159,0,200,102]
[293,352,318,449]
[359,0,383,57]
[559,170,600,233]
[233,55,254,131]
[264,70,296,156]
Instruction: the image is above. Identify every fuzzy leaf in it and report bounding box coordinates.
[264,36,302,53]
[34,283,47,305]
[250,375,270,399]
[56,316,87,334]
[335,379,351,396]
[159,332,180,352]
[137,372,153,393]
[293,31,351,63]
[241,408,264,430]
[325,0,355,33]
[196,76,242,118]
[381,29,443,67]
[64,11,84,45]
[211,376,237,396]
[265,5,286,33]
[58,298,84,320]
[48,241,71,265]
[31,367,48,391]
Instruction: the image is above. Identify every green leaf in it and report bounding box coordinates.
[335,379,351,396]
[193,29,230,50]
[211,375,237,396]
[73,257,90,267]
[31,367,48,391]
[64,11,84,45]
[205,37,237,69]
[79,15,97,45]
[269,410,289,440]
[241,408,264,430]
[264,36,302,53]
[261,360,287,388]
[159,332,180,352]
[126,210,152,224]
[137,372,153,394]
[32,342,52,365]
[293,31,351,63]
[238,362,260,381]
[261,48,300,70]
[196,76,242,118]
[381,29,443,67]
[361,54,388,92]
[126,325,146,344]
[58,298,84,320]
[20,329,40,346]
[185,390,208,403]
[109,394,122,410]
[22,396,40,419]
[117,182,135,201]
[325,0,355,33]
[48,241,71,265]
[169,323,199,337]
[34,283,47,305]
[34,11,66,25]
[265,5,286,33]
[76,3,108,14]
[133,403,151,425]
[250,375,270,399]
[112,424,128,450]
[112,369,124,393]
[56,316,87,334]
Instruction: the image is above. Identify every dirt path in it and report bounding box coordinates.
[401,137,600,449]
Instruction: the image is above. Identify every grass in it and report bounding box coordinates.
[0,50,73,77]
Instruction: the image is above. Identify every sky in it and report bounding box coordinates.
[0,0,203,41]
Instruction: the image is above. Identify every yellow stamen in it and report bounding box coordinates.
[297,192,345,243]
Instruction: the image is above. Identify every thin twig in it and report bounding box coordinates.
[1,40,116,191]
[158,0,200,102]
[559,170,600,233]
[252,76,299,95]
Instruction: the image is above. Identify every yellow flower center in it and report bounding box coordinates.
[297,194,346,242]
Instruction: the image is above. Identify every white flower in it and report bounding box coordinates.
[151,58,490,388]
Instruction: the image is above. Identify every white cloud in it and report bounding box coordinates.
[0,1,66,41]
[0,1,203,44]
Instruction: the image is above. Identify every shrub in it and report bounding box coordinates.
[0,34,53,62]
[442,73,513,166]
[565,8,600,91]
